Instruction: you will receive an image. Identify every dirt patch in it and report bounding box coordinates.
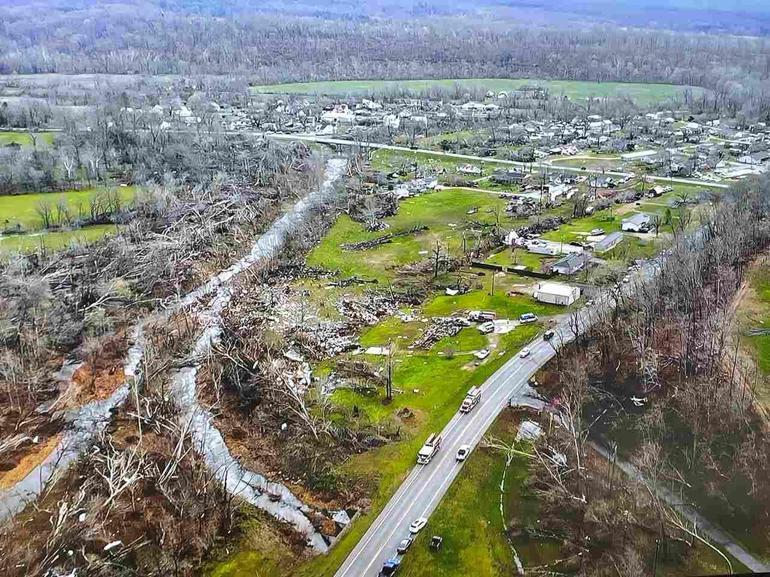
[0,433,62,490]
[70,332,130,406]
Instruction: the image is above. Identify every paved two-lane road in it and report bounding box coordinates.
[334,310,589,577]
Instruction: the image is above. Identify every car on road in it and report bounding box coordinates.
[380,558,401,576]
[397,537,413,554]
[456,444,471,461]
[543,329,555,341]
[519,312,538,323]
[409,517,428,534]
[519,347,531,358]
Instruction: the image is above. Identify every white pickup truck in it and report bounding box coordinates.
[417,433,442,464]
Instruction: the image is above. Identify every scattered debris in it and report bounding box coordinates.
[341,226,428,251]
[412,317,470,349]
[516,420,543,441]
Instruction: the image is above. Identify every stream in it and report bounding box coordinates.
[0,158,347,553]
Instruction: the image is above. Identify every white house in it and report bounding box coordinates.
[533,282,581,306]
[621,213,651,233]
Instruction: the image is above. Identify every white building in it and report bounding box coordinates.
[621,213,651,233]
[533,282,581,306]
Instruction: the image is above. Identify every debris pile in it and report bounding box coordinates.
[337,294,402,325]
[517,216,568,237]
[293,323,359,358]
[341,226,429,251]
[412,316,471,349]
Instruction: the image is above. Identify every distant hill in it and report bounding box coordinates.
[5,0,770,34]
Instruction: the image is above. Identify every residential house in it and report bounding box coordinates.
[593,231,624,253]
[621,213,651,233]
[551,253,591,275]
[534,282,581,306]
[491,169,528,185]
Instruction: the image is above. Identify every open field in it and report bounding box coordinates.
[0,185,135,253]
[0,131,56,147]
[252,79,703,104]
[0,224,120,253]
[737,255,770,409]
[0,186,135,231]
[306,187,516,282]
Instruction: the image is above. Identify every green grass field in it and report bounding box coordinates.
[0,131,56,147]
[742,260,770,379]
[0,224,120,253]
[306,188,515,282]
[0,186,135,231]
[0,185,135,253]
[253,78,703,105]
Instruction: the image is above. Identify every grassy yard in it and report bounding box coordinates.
[252,79,703,105]
[0,131,56,147]
[738,257,770,403]
[486,246,551,271]
[306,188,514,282]
[0,224,120,253]
[0,186,136,231]
[423,290,560,319]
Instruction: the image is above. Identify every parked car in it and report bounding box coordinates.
[456,444,471,461]
[409,517,428,534]
[478,321,495,334]
[519,347,531,358]
[381,558,401,576]
[519,312,538,324]
[397,537,413,554]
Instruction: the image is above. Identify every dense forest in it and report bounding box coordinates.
[2,2,770,117]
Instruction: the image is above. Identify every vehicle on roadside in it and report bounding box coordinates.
[469,310,497,322]
[478,321,495,334]
[417,433,442,464]
[459,387,481,413]
[543,329,555,341]
[409,517,428,534]
[456,444,471,461]
[519,312,538,323]
[380,558,401,576]
[430,535,444,550]
[397,537,413,554]
[519,347,531,358]
[473,348,490,360]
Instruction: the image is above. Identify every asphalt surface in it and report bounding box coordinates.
[334,306,595,577]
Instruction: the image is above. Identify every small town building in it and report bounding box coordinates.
[621,213,651,233]
[593,231,624,253]
[533,282,581,306]
[551,253,591,275]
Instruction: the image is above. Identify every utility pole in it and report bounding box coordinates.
[386,339,394,402]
